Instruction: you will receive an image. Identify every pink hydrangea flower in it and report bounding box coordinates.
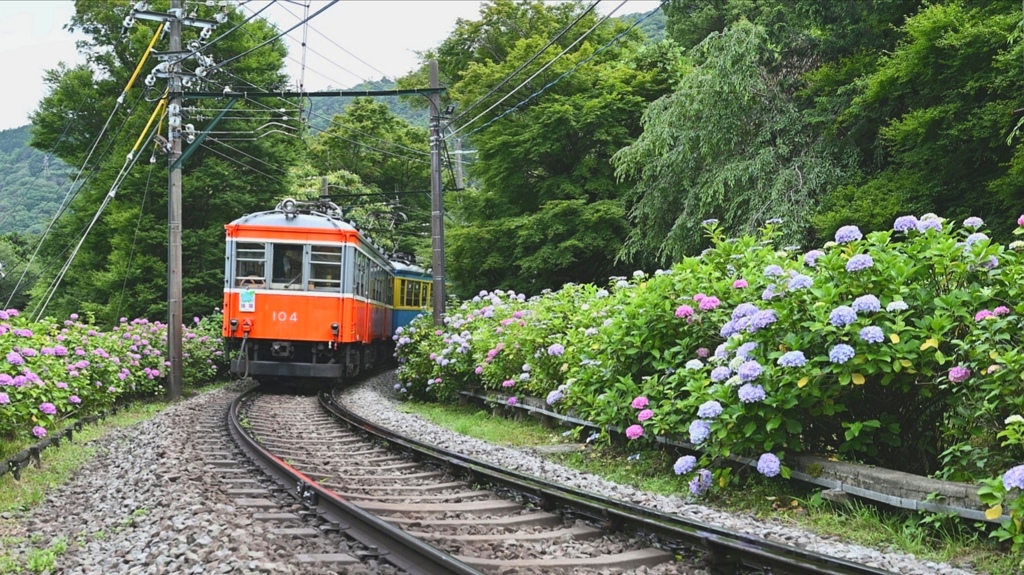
[675,305,694,319]
[993,306,1010,316]
[692,293,707,302]
[732,279,748,289]
[1018,214,1024,227]
[975,310,994,321]
[949,366,971,383]
[507,396,518,406]
[625,424,644,440]
[698,296,721,311]
[637,409,654,422]
[631,396,649,409]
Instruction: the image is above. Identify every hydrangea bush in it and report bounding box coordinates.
[395,214,1024,550]
[0,310,227,442]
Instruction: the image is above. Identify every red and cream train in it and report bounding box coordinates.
[221,197,430,382]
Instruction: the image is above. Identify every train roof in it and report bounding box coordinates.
[227,209,357,231]
[392,261,430,276]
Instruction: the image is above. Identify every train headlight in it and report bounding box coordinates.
[229,318,238,333]
[330,323,339,336]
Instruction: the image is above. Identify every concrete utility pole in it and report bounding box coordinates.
[167,0,184,400]
[428,61,446,327]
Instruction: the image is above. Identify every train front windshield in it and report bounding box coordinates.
[272,244,304,287]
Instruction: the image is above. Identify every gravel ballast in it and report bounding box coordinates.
[339,371,983,575]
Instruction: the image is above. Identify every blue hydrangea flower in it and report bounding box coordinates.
[886,300,908,312]
[1004,464,1024,491]
[738,383,766,403]
[719,320,738,338]
[762,285,778,301]
[964,232,988,248]
[829,306,858,327]
[963,216,984,230]
[829,344,856,364]
[764,265,785,277]
[746,310,778,333]
[685,359,704,370]
[546,390,564,405]
[788,274,813,290]
[701,218,719,226]
[710,366,732,382]
[835,225,863,244]
[547,343,565,356]
[689,469,713,496]
[846,254,874,272]
[732,303,760,321]
[714,344,728,359]
[852,295,881,313]
[859,326,884,344]
[981,255,999,270]
[735,342,759,359]
[674,455,697,475]
[757,453,782,477]
[777,351,806,367]
[804,250,825,267]
[893,215,918,232]
[689,419,711,444]
[697,400,723,419]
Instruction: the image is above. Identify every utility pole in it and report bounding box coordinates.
[428,61,445,327]
[453,137,464,191]
[167,0,184,400]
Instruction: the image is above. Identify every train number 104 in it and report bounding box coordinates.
[272,311,299,322]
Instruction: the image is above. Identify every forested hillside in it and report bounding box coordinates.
[0,125,72,235]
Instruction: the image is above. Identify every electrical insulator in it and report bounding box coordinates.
[199,27,212,40]
[181,76,194,88]
[195,66,207,78]
[168,103,181,115]
[188,40,201,51]
[144,74,156,87]
[186,134,196,144]
[169,115,182,128]
[123,15,135,29]
[133,1,150,10]
[215,12,227,23]
[205,0,215,5]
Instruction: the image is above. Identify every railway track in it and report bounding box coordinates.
[227,382,901,575]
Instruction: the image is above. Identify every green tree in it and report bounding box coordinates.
[27,0,302,323]
[409,0,678,295]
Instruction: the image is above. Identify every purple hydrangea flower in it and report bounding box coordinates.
[638,409,654,422]
[736,342,759,359]
[697,400,723,419]
[6,352,24,366]
[737,360,763,382]
[689,469,713,496]
[829,306,858,327]
[757,453,782,477]
[675,305,694,319]
[674,455,697,475]
[746,310,778,333]
[1003,464,1024,491]
[846,254,874,272]
[777,351,806,367]
[625,424,644,440]
[39,402,56,415]
[733,279,748,289]
[852,295,881,313]
[0,392,8,404]
[893,215,919,232]
[965,232,988,247]
[696,347,710,359]
[981,256,999,270]
[804,250,825,267]
[732,303,759,321]
[859,326,885,344]
[788,274,813,290]
[689,420,711,444]
[32,426,47,438]
[965,217,985,229]
[546,390,564,405]
[69,395,81,404]
[738,383,766,403]
[835,225,863,243]
[948,366,971,383]
[710,366,732,382]
[917,218,942,233]
[631,396,649,409]
[764,265,785,277]
[829,344,856,364]
[719,320,738,338]
[547,343,565,356]
[762,285,778,301]
[994,306,1010,316]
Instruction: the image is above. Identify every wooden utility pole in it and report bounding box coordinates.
[167,0,184,399]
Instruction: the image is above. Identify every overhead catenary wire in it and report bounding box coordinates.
[216,0,340,71]
[114,160,157,321]
[456,1,665,140]
[449,0,628,138]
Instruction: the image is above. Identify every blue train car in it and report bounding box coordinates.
[391,258,432,332]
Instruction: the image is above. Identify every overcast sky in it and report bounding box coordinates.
[0,0,661,132]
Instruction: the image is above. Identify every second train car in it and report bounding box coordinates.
[221,197,431,383]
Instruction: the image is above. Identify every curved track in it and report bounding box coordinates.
[227,383,899,575]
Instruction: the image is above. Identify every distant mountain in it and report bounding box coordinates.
[0,125,73,235]
[619,7,666,42]
[305,78,429,132]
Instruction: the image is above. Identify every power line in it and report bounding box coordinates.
[450,0,628,138]
[458,1,664,140]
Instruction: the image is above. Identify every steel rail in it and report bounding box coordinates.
[321,389,897,575]
[227,389,485,575]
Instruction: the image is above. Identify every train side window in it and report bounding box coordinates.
[354,253,368,297]
[235,242,266,288]
[310,245,342,291]
[271,244,304,289]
